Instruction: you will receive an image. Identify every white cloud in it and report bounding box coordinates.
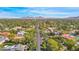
[29,10,69,15]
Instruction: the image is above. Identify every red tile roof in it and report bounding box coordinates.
[0,32,10,36]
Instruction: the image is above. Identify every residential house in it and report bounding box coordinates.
[11,26,22,31]
[3,44,28,51]
[14,31,25,40]
[0,31,10,37]
[62,34,75,39]
[0,36,9,44]
[17,31,25,37]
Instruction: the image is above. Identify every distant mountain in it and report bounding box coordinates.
[21,16,64,20]
[66,16,79,19]
[21,16,46,19]
[0,16,79,20]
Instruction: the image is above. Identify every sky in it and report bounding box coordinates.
[0,7,79,18]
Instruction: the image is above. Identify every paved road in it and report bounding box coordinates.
[35,22,42,51]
